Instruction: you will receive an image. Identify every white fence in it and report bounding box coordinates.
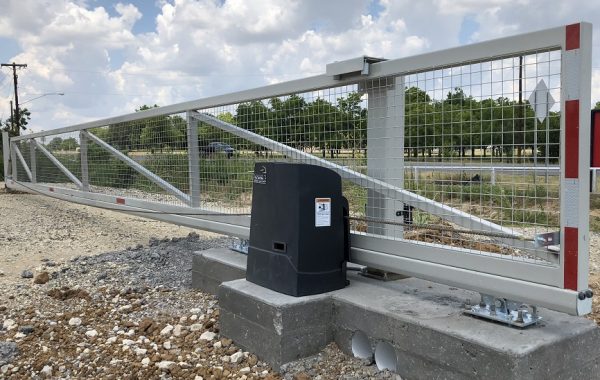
[3,23,593,316]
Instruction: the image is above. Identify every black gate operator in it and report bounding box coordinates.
[246,162,349,296]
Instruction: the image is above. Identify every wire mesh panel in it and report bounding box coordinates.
[33,132,82,186]
[192,60,560,265]
[9,53,563,266]
[401,49,561,264]
[13,140,31,182]
[4,23,592,315]
[83,112,190,206]
[193,84,367,216]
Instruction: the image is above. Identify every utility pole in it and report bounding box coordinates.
[1,62,27,136]
[9,100,13,132]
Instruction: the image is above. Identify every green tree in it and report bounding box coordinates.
[2,107,31,137]
[108,104,159,151]
[60,137,79,151]
[46,137,64,151]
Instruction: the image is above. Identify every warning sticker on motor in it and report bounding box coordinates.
[315,198,331,227]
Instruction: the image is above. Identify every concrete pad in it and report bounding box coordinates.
[194,249,600,379]
[191,248,246,294]
[219,279,332,369]
[332,275,600,379]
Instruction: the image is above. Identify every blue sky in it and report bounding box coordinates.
[0,0,598,131]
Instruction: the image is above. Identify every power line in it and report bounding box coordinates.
[29,65,321,79]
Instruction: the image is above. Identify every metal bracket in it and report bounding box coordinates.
[230,238,249,254]
[360,267,408,282]
[463,294,542,328]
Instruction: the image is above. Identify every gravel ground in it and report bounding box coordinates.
[0,185,400,379]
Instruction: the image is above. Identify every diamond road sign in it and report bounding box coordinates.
[528,79,556,123]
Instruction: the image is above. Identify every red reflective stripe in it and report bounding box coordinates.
[116,197,125,205]
[566,23,580,50]
[565,100,579,179]
[564,227,579,290]
[49,187,54,192]
[593,113,600,167]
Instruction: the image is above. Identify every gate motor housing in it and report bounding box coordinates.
[246,162,349,296]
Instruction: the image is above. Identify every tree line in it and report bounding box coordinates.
[7,93,600,161]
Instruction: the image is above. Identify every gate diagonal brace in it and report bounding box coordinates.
[33,140,83,189]
[12,143,33,182]
[190,112,554,263]
[81,130,192,205]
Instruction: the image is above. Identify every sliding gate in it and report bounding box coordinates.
[3,23,593,316]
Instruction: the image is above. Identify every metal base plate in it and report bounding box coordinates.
[360,267,408,282]
[463,294,541,328]
[230,239,249,254]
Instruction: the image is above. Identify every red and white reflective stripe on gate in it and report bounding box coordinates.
[116,197,125,205]
[563,23,581,291]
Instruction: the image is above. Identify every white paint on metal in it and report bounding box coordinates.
[563,50,582,101]
[350,245,589,316]
[79,131,89,191]
[563,179,579,228]
[29,141,36,183]
[365,76,404,238]
[186,111,201,207]
[2,132,9,180]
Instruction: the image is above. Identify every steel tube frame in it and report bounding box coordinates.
[5,23,593,316]
[10,142,17,182]
[82,130,191,204]
[10,25,568,143]
[4,178,587,315]
[187,111,201,207]
[29,141,36,183]
[79,131,89,191]
[5,180,250,238]
[2,132,9,180]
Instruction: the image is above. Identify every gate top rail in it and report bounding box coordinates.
[12,24,572,142]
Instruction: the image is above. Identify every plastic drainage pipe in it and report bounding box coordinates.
[351,331,372,359]
[374,341,398,372]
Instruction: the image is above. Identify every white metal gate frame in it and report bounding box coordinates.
[3,23,593,315]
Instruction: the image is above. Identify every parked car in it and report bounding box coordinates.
[200,142,235,158]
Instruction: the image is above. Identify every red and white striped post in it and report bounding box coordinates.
[560,22,592,313]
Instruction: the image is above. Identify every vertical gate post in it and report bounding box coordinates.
[10,141,17,182]
[2,131,9,181]
[29,139,36,183]
[364,76,405,238]
[187,111,201,207]
[560,23,592,306]
[79,131,89,191]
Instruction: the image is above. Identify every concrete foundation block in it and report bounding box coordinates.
[331,276,600,380]
[191,248,246,294]
[192,249,600,379]
[219,279,332,369]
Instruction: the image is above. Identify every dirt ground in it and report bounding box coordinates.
[0,183,220,282]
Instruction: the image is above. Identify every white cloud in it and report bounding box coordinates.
[0,0,599,133]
